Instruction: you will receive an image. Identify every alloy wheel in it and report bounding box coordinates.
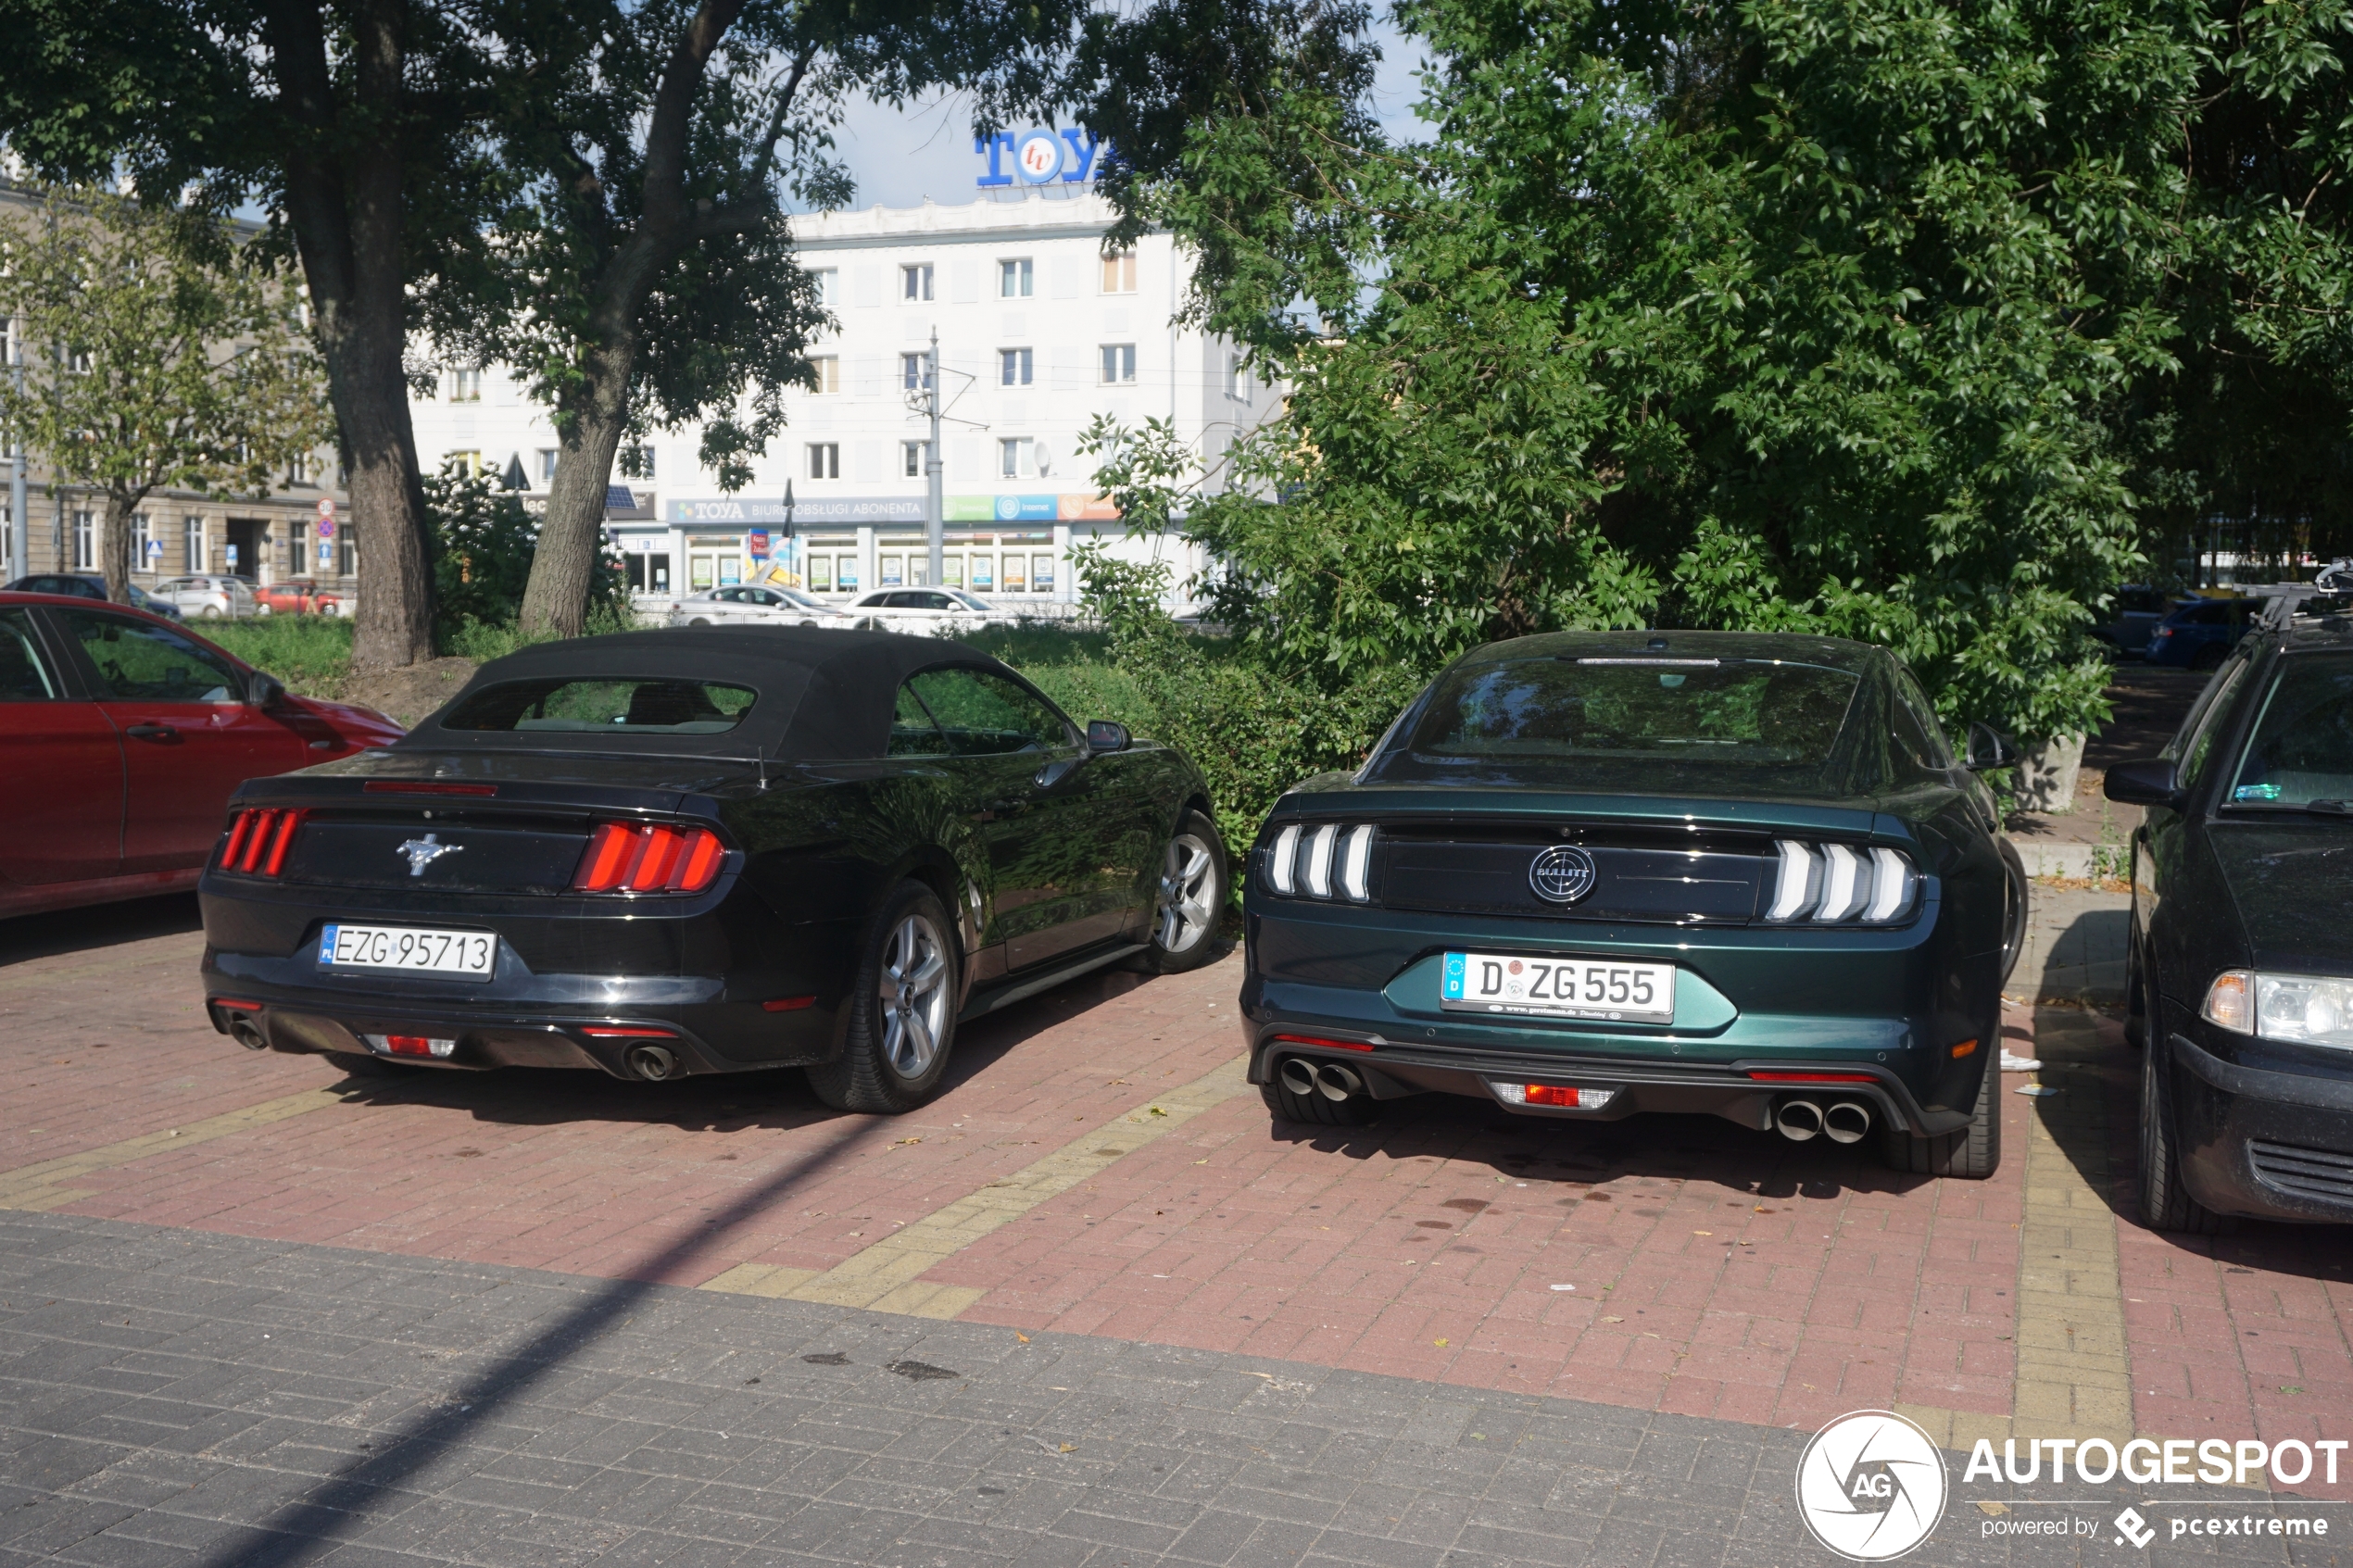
[1156,832,1218,953]
[878,911,950,1078]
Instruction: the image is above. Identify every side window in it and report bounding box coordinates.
[0,610,61,701]
[2176,654,2256,790]
[1890,669,1952,771]
[887,684,949,757]
[59,608,245,703]
[903,668,1070,756]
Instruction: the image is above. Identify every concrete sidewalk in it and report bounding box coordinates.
[2006,884,2132,1010]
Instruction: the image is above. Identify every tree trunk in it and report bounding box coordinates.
[522,336,637,636]
[100,490,134,602]
[265,0,436,670]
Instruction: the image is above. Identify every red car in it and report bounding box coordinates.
[254,578,345,617]
[0,591,404,919]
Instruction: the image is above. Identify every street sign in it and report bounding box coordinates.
[746,528,771,560]
[317,519,335,539]
[316,497,334,518]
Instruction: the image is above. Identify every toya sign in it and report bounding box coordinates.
[976,128,1105,188]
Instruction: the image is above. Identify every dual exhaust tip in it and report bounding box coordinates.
[1278,1057,1365,1103]
[1774,1097,1872,1145]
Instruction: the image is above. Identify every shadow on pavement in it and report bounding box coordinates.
[0,890,201,968]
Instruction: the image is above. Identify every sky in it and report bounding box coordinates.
[819,14,1428,213]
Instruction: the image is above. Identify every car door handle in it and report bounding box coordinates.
[125,722,179,742]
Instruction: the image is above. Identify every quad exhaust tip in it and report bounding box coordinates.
[1822,1100,1872,1144]
[1774,1098,1823,1142]
[626,1044,677,1082]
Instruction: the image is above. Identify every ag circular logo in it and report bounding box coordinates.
[1015,132,1065,183]
[1794,1411,1947,1562]
[1528,845,1596,905]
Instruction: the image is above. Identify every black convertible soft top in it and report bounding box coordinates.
[398,627,1035,760]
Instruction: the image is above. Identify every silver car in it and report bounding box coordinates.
[668,584,851,629]
[153,574,259,620]
[842,588,1011,635]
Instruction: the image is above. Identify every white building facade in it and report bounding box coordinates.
[408,178,1269,615]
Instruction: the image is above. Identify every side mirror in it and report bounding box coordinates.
[245,671,287,709]
[1963,721,2017,771]
[2103,758,2184,810]
[1086,719,1131,754]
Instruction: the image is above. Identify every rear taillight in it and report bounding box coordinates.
[220,808,308,876]
[1264,822,1377,902]
[571,822,727,894]
[1762,840,1917,924]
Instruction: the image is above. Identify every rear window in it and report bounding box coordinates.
[1406,656,1861,764]
[442,678,758,734]
[2227,653,2353,809]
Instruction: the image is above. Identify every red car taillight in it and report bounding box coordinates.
[220,808,308,876]
[571,822,727,894]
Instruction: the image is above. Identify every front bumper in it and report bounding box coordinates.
[2170,1033,2353,1223]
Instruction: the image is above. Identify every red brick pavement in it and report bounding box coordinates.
[6,892,2350,1479]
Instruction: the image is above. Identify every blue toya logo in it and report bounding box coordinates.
[976,129,1106,187]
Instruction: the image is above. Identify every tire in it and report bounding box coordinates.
[2123,933,2148,1050]
[198,605,221,621]
[806,880,960,1114]
[1259,1067,1377,1126]
[1881,1049,2000,1178]
[1995,838,2029,987]
[1148,810,1228,973]
[2138,1020,2227,1234]
[689,617,711,626]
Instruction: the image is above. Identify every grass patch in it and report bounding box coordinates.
[200,615,356,695]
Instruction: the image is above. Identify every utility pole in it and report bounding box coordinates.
[925,327,944,590]
[7,318,24,580]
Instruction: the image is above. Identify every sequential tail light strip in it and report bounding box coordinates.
[572,822,727,894]
[1303,823,1338,898]
[1268,824,1302,895]
[220,809,308,877]
[1340,824,1375,902]
[1265,822,1378,904]
[1764,838,1918,925]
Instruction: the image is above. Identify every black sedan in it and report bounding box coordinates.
[199,628,1227,1111]
[2107,611,2353,1229]
[1239,631,2027,1177]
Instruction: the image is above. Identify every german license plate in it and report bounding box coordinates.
[1441,951,1675,1023]
[318,922,496,977]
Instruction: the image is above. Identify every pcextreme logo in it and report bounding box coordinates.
[1796,1411,1949,1561]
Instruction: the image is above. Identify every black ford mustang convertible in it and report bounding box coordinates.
[1241,631,2027,1177]
[200,629,1227,1110]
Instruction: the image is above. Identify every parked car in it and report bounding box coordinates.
[2145,595,2257,670]
[0,591,405,920]
[198,627,1225,1111]
[6,573,184,621]
[842,588,1010,636]
[668,584,851,629]
[153,574,260,621]
[1239,630,2028,1177]
[2093,584,2174,656]
[2106,611,2353,1230]
[253,577,345,616]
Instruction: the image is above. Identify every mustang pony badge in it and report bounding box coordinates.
[396,834,465,878]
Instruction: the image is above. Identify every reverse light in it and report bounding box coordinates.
[364,1033,455,1059]
[220,808,308,877]
[572,822,727,894]
[1763,839,1917,924]
[1491,1082,1617,1110]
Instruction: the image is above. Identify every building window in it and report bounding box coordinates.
[620,445,655,479]
[1226,352,1253,403]
[183,517,204,573]
[289,520,308,572]
[900,263,933,302]
[1100,344,1137,384]
[999,437,1034,479]
[536,448,559,484]
[810,356,840,395]
[807,443,840,480]
[900,352,930,392]
[73,511,93,571]
[812,268,838,307]
[999,347,1033,387]
[286,452,308,486]
[902,441,929,478]
[446,450,482,476]
[1101,248,1137,294]
[999,258,1033,298]
[450,368,482,402]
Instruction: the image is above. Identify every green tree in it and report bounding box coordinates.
[0,185,330,603]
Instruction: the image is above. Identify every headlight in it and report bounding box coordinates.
[2201,970,2353,1048]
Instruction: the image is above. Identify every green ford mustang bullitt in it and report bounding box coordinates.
[1239,631,2030,1177]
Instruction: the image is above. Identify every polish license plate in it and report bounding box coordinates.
[318,923,496,977]
[1441,952,1675,1023]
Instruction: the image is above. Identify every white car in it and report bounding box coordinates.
[152,574,260,620]
[842,588,1012,635]
[668,584,851,628]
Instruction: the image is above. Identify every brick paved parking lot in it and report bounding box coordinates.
[4,890,2351,1565]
